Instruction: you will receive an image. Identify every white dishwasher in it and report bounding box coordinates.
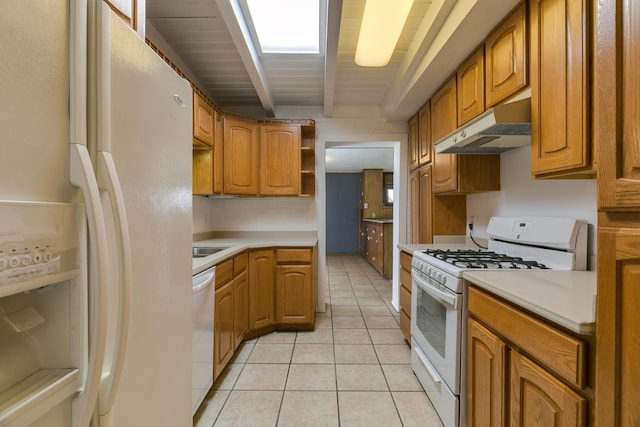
[191,266,215,415]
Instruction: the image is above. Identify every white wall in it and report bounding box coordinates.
[466,145,598,269]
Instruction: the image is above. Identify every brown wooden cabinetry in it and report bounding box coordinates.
[361,169,392,220]
[213,253,249,379]
[530,0,593,178]
[408,114,420,171]
[457,47,485,125]
[398,251,412,343]
[594,1,640,424]
[409,164,466,243]
[193,92,214,147]
[361,220,392,278]
[300,124,316,197]
[484,3,528,107]
[418,102,432,166]
[259,124,301,196]
[431,77,500,194]
[467,286,590,427]
[214,259,234,380]
[276,248,314,327]
[223,117,259,195]
[248,249,275,331]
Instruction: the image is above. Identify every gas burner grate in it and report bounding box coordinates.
[422,249,548,270]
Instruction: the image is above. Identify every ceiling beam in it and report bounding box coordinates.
[323,0,342,117]
[216,0,276,116]
[380,0,457,118]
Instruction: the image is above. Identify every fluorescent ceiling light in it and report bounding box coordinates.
[355,0,414,67]
[245,0,320,54]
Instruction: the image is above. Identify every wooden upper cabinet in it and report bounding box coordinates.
[530,0,592,178]
[193,92,214,147]
[408,114,420,170]
[485,3,528,107]
[431,77,459,194]
[418,102,432,165]
[596,0,640,209]
[457,47,485,125]
[259,124,301,196]
[223,117,259,195]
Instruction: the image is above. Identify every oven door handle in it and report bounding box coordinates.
[413,275,459,309]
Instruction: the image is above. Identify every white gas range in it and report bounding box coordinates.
[410,216,588,427]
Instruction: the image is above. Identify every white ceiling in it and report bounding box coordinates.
[145,0,522,120]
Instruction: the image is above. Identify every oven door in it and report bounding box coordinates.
[410,268,462,394]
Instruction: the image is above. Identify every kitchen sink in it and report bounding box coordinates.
[192,246,229,258]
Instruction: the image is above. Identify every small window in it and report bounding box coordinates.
[383,172,393,207]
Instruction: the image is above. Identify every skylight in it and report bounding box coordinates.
[245,0,320,54]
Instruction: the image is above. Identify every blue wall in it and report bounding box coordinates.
[326,173,361,254]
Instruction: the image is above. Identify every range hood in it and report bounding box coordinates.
[433,98,531,154]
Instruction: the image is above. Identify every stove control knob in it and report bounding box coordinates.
[21,254,32,266]
[9,256,21,268]
[440,275,447,285]
[0,257,7,270]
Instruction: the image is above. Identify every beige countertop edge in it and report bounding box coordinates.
[362,218,394,224]
[192,233,318,276]
[463,270,597,336]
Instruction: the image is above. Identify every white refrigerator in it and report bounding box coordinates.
[0,1,194,426]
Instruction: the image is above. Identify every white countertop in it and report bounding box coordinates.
[362,218,393,224]
[192,231,318,275]
[463,270,597,335]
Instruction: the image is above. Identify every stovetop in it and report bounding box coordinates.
[423,249,549,270]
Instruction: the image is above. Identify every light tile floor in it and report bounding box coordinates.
[194,255,444,427]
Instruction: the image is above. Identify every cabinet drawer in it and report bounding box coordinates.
[276,248,312,264]
[399,309,411,343]
[468,286,587,389]
[400,267,412,292]
[400,284,412,314]
[215,259,233,289]
[400,251,412,271]
[234,252,247,275]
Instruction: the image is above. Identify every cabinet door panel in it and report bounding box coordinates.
[409,168,420,244]
[596,226,640,426]
[431,77,458,193]
[259,124,300,195]
[408,114,420,170]
[234,269,248,348]
[485,3,527,107]
[193,92,214,147]
[418,102,432,165]
[597,0,640,208]
[249,250,275,330]
[276,264,313,324]
[510,352,586,427]
[417,165,433,243]
[467,318,506,427]
[530,0,590,176]
[457,47,485,125]
[224,118,258,195]
[214,281,234,379]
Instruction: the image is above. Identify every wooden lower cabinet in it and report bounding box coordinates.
[467,318,506,427]
[467,286,590,426]
[213,253,248,379]
[214,280,234,380]
[398,251,412,343]
[233,261,248,349]
[510,351,586,426]
[249,249,275,331]
[361,220,393,278]
[276,248,314,326]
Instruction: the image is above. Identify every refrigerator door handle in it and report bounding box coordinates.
[96,151,132,417]
[69,143,110,427]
